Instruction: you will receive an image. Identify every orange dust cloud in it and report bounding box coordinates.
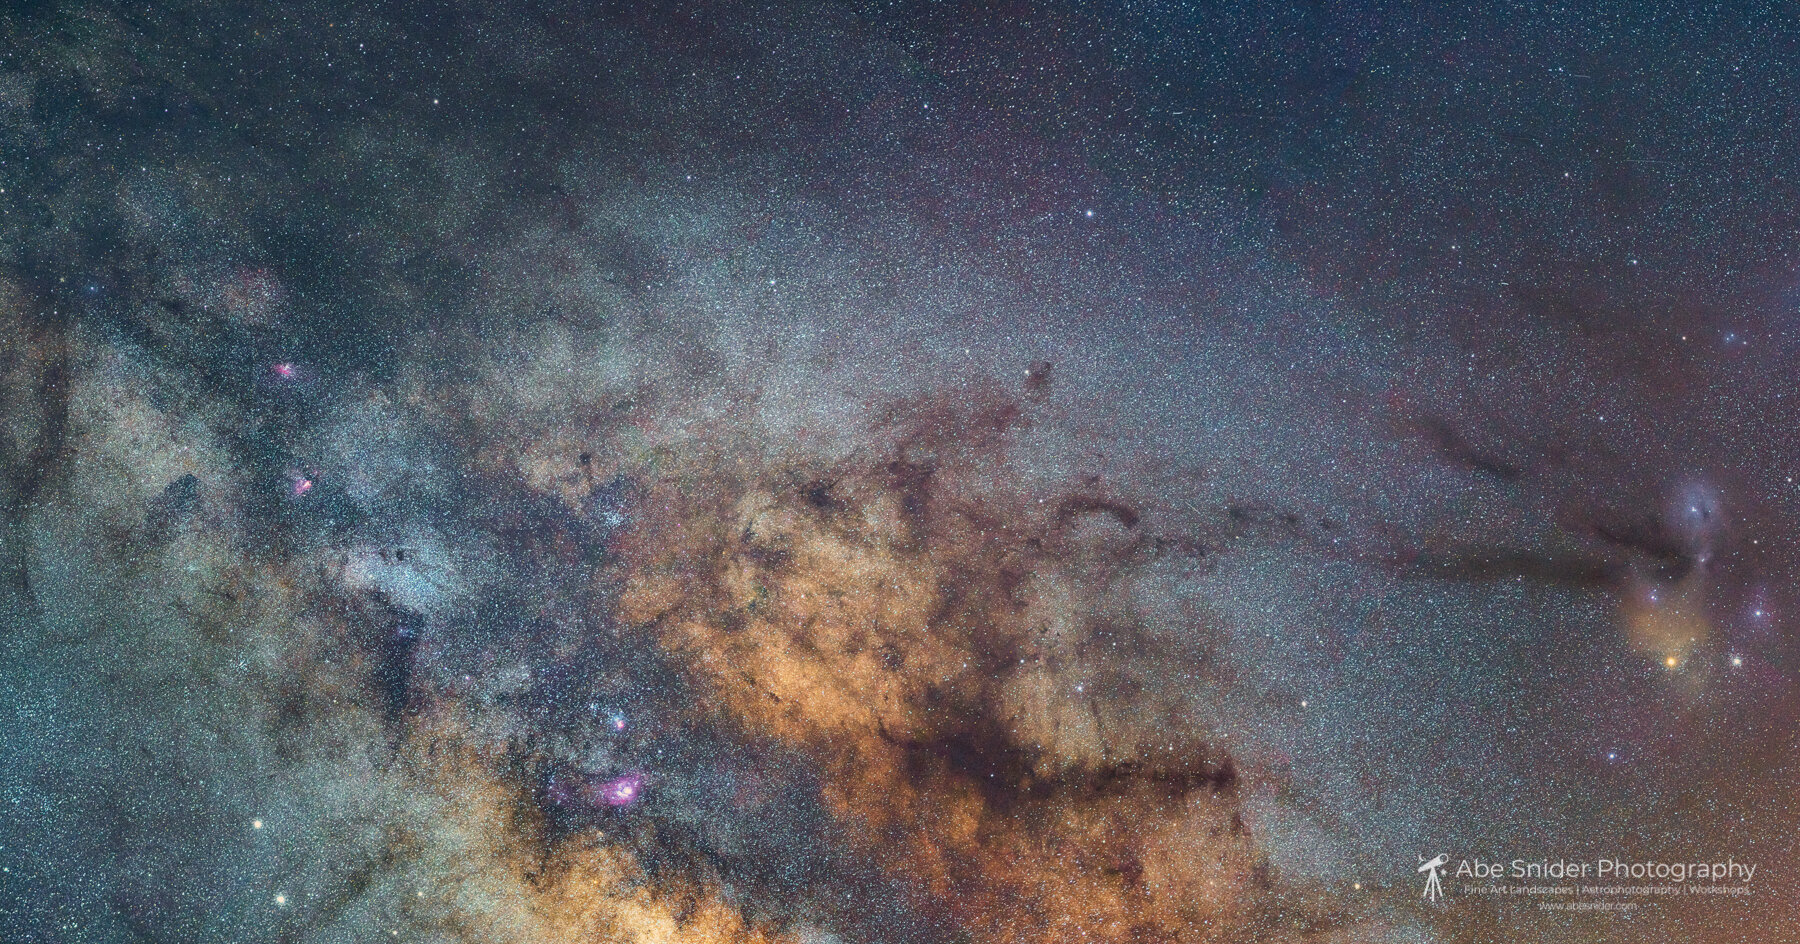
[615,387,1350,943]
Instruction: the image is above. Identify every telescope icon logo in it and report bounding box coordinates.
[1418,853,1448,902]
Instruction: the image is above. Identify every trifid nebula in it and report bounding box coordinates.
[3,3,1799,942]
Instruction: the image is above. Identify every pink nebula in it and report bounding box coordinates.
[590,773,644,807]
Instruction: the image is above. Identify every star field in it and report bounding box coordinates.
[1,2,1798,943]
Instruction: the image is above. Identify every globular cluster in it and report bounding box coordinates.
[2,3,1798,943]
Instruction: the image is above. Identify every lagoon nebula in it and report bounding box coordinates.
[3,3,1799,943]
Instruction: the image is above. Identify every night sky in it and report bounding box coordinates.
[2,2,1798,942]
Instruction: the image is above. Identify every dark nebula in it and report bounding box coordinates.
[2,3,1798,943]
